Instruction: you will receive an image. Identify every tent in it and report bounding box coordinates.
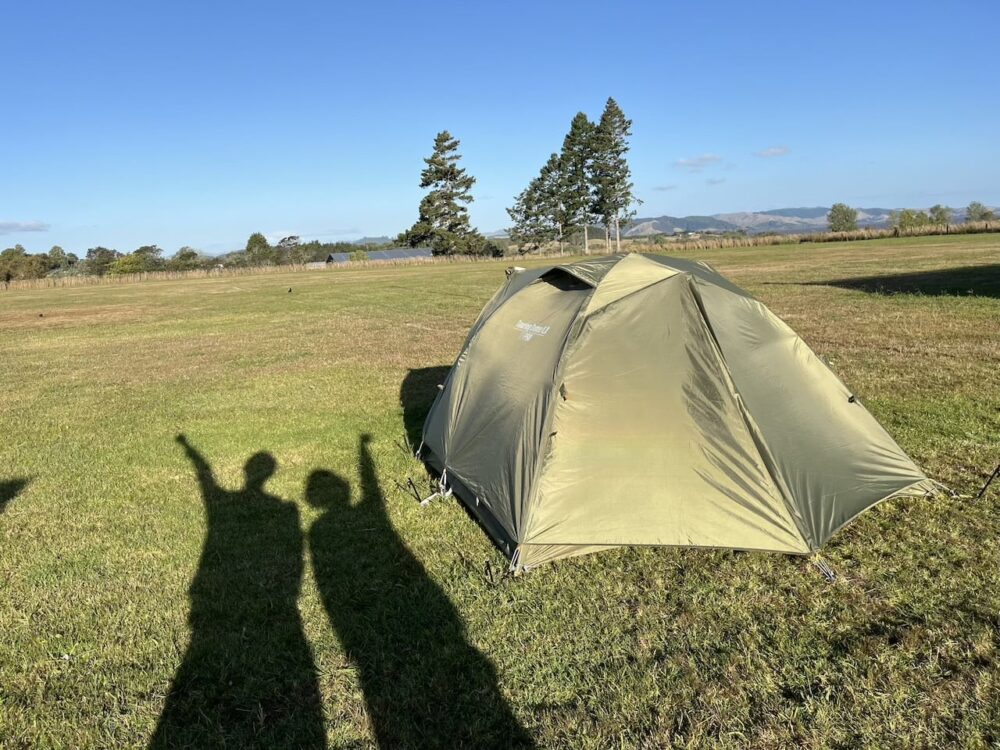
[417,253,934,571]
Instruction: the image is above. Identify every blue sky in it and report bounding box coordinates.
[3,0,998,255]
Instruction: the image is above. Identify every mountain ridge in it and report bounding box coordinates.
[624,206,909,236]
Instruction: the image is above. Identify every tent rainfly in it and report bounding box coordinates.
[417,253,935,571]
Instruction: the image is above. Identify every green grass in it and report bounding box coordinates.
[2,234,999,748]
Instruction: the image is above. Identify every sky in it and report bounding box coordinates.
[2,0,998,255]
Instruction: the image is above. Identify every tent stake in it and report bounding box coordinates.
[406,476,421,502]
[977,463,1000,500]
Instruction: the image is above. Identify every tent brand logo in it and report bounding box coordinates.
[515,320,550,341]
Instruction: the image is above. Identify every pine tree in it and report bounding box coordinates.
[559,113,596,253]
[506,153,575,254]
[591,98,638,253]
[537,153,571,252]
[402,131,483,255]
[507,180,551,252]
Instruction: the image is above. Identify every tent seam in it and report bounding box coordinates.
[517,270,690,552]
[582,270,683,318]
[514,263,637,558]
[684,276,816,551]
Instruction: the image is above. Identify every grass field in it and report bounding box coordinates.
[2,234,999,748]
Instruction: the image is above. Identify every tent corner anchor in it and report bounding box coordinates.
[811,554,837,582]
[420,471,453,507]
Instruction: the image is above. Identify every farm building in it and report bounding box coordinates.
[326,247,434,264]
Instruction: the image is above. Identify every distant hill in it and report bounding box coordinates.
[757,207,831,219]
[492,204,991,240]
[351,235,393,245]
[625,206,941,236]
[627,215,741,235]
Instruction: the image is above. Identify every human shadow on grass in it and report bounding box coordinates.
[399,365,451,450]
[1,478,29,514]
[307,434,533,748]
[150,435,325,749]
[801,264,1000,298]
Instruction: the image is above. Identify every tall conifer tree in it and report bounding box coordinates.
[591,98,638,252]
[402,131,483,255]
[537,153,570,252]
[559,113,596,254]
[507,179,551,251]
[506,153,568,252]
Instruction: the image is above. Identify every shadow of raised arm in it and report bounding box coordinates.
[175,434,217,501]
[152,441,324,748]
[306,433,533,747]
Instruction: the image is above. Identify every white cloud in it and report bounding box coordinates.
[706,177,726,186]
[652,184,678,192]
[0,220,49,235]
[674,154,722,172]
[754,145,789,158]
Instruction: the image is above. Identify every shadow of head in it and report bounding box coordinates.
[244,453,277,492]
[1,478,29,514]
[306,469,351,510]
[399,366,451,448]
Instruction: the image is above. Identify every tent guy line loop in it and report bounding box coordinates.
[420,470,453,506]
[932,479,957,499]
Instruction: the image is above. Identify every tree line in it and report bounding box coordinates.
[507,98,638,254]
[827,201,996,232]
[0,244,195,282]
[234,234,402,266]
[0,236,405,282]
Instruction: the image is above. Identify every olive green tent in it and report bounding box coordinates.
[418,253,934,571]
